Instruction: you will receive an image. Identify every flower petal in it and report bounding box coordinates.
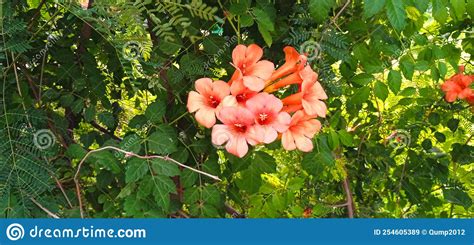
[282,131,296,151]
[195,78,213,95]
[212,124,231,145]
[294,134,313,152]
[243,76,265,92]
[246,60,275,80]
[187,91,205,113]
[232,45,247,68]
[195,107,216,128]
[212,80,231,99]
[245,44,264,66]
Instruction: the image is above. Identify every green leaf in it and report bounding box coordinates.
[350,86,371,105]
[351,73,374,86]
[251,152,276,173]
[240,14,254,27]
[125,158,149,183]
[151,158,180,177]
[434,132,446,143]
[84,106,96,122]
[257,24,273,47]
[374,80,389,101]
[302,151,335,175]
[202,185,221,206]
[93,150,121,174]
[385,0,406,31]
[309,0,336,23]
[433,0,448,24]
[120,134,142,154]
[413,0,430,12]
[428,113,441,125]
[253,8,274,31]
[328,130,340,150]
[443,189,472,209]
[183,187,200,205]
[388,70,402,94]
[450,144,474,165]
[468,0,474,18]
[147,125,178,155]
[66,144,87,159]
[447,118,459,132]
[400,57,415,80]
[338,130,354,147]
[145,100,166,123]
[450,0,466,20]
[150,175,176,211]
[98,112,116,129]
[236,169,262,194]
[363,0,386,18]
[181,169,198,188]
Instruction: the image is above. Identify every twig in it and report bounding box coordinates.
[342,176,354,218]
[53,176,73,208]
[225,203,245,218]
[176,210,190,218]
[30,197,60,219]
[90,121,122,141]
[74,146,221,218]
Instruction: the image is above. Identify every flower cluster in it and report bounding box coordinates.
[441,66,474,105]
[187,44,327,157]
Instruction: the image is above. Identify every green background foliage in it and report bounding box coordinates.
[0,0,472,218]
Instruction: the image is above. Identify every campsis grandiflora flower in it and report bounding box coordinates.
[187,44,328,157]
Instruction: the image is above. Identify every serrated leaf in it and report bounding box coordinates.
[125,158,149,183]
[309,0,336,23]
[433,0,448,24]
[450,0,466,20]
[302,151,335,175]
[151,158,180,177]
[251,151,276,173]
[147,125,178,155]
[338,130,354,147]
[257,24,272,47]
[388,70,402,94]
[385,0,406,31]
[350,86,371,105]
[363,0,386,18]
[151,175,176,211]
[145,100,166,123]
[374,80,389,101]
[443,189,472,209]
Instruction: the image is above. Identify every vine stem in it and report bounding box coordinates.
[168,111,189,125]
[342,176,354,218]
[74,146,221,218]
[30,197,60,219]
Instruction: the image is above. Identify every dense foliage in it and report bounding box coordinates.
[0,0,472,218]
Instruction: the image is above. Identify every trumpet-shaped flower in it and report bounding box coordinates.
[212,107,261,157]
[267,46,307,84]
[264,65,317,93]
[282,79,328,117]
[246,93,291,143]
[441,66,474,103]
[231,44,275,92]
[282,110,321,152]
[187,78,235,128]
[230,79,258,107]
